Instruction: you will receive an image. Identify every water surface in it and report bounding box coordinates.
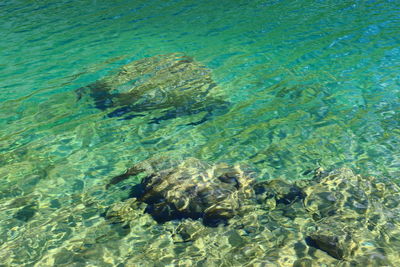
[1,0,399,265]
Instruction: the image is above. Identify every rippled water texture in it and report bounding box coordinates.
[1,0,399,266]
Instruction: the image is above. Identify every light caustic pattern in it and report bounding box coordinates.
[0,0,399,265]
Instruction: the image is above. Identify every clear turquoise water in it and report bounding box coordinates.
[1,0,399,265]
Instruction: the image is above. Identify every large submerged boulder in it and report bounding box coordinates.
[77,53,228,123]
[107,157,256,226]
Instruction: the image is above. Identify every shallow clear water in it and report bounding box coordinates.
[1,0,399,266]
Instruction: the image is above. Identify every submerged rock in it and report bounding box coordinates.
[303,168,400,264]
[303,168,370,220]
[253,179,305,207]
[306,217,357,260]
[107,157,256,226]
[77,53,229,123]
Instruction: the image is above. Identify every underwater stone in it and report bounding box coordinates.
[303,168,370,220]
[227,230,247,247]
[104,198,151,226]
[303,168,400,264]
[77,53,229,123]
[253,179,305,207]
[174,219,211,242]
[14,204,37,222]
[108,157,256,226]
[306,223,352,260]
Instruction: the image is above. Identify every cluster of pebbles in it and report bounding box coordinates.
[104,156,400,266]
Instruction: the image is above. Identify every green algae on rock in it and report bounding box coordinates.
[76,53,229,123]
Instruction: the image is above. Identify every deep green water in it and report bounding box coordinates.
[1,0,399,266]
